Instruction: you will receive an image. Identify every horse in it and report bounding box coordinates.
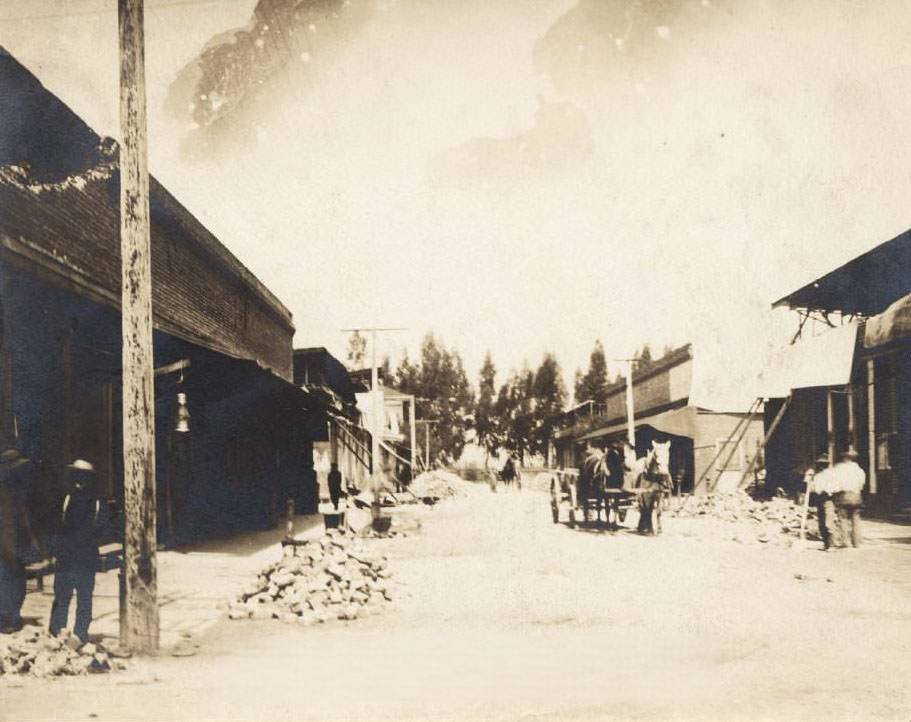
[624,440,672,535]
[577,446,628,528]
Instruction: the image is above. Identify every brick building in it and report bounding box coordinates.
[0,47,318,543]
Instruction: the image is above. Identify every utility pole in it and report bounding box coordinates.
[407,395,417,481]
[616,358,639,448]
[340,327,405,521]
[414,419,439,470]
[119,0,158,654]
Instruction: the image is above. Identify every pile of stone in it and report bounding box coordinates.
[0,627,124,677]
[410,470,465,501]
[227,530,393,624]
[671,490,817,544]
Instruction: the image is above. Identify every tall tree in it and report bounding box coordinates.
[636,343,654,372]
[475,353,498,464]
[393,334,474,466]
[496,365,535,465]
[531,353,566,458]
[575,340,609,405]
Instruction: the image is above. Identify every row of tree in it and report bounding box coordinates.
[347,332,670,466]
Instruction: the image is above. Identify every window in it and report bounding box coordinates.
[715,438,744,471]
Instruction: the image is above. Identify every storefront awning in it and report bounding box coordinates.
[864,291,911,349]
[756,322,858,397]
[579,406,698,443]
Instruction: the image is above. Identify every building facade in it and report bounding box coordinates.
[0,48,317,544]
[554,345,764,494]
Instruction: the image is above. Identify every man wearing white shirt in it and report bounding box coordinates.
[806,454,843,550]
[832,449,865,548]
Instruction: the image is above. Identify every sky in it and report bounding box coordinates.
[3,0,911,402]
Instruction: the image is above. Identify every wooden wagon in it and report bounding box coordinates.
[549,468,636,528]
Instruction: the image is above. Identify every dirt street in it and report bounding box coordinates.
[3,484,911,722]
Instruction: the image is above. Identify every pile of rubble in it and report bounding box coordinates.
[227,530,393,624]
[670,490,817,545]
[0,627,124,677]
[410,470,466,501]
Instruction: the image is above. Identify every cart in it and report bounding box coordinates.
[549,468,636,529]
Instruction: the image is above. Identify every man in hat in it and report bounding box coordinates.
[49,459,102,641]
[806,453,845,550]
[0,447,37,633]
[832,449,865,548]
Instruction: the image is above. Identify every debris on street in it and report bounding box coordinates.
[409,470,466,502]
[0,627,125,677]
[670,490,818,545]
[227,530,394,624]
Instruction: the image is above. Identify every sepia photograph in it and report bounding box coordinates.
[1,1,910,720]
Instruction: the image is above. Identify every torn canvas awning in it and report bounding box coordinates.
[579,406,698,442]
[864,292,911,348]
[757,322,858,397]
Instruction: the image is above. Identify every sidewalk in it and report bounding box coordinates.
[19,514,324,650]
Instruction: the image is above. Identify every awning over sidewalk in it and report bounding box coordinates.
[579,406,698,442]
[864,291,911,349]
[756,322,858,397]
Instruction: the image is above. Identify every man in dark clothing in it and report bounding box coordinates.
[49,459,102,641]
[327,462,343,511]
[0,447,36,633]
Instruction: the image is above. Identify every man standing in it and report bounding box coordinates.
[0,447,36,633]
[327,462,343,511]
[808,453,845,551]
[49,459,102,641]
[833,449,865,548]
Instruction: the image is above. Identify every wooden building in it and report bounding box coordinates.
[293,347,371,497]
[554,345,764,494]
[0,48,318,543]
[769,227,911,516]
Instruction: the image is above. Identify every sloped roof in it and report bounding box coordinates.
[0,46,292,329]
[772,226,911,316]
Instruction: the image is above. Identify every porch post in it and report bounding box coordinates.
[847,384,856,453]
[826,389,835,466]
[867,358,877,494]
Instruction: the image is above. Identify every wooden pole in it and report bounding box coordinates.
[625,359,636,448]
[693,399,762,493]
[119,0,158,654]
[867,358,877,494]
[799,471,812,540]
[370,329,380,520]
[408,395,417,481]
[847,384,856,453]
[826,389,836,465]
[737,395,791,489]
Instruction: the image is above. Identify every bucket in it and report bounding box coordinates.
[323,512,343,531]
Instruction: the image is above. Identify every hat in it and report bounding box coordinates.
[839,448,859,461]
[814,453,830,466]
[0,448,29,473]
[67,459,95,473]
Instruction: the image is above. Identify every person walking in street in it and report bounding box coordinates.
[327,462,343,511]
[49,459,102,641]
[0,447,38,634]
[832,449,866,548]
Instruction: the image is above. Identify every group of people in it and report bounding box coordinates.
[0,446,104,640]
[805,448,865,550]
